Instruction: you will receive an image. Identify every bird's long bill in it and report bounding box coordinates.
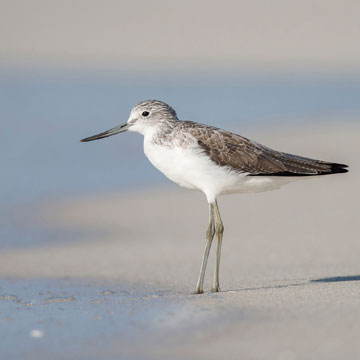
[80,123,129,142]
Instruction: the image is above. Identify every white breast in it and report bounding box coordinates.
[143,137,247,202]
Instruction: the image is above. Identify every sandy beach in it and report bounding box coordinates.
[0,122,359,359]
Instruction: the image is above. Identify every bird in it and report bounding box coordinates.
[81,100,348,294]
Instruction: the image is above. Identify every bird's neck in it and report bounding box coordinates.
[144,120,179,144]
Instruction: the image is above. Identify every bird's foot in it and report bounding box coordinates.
[211,286,221,293]
[194,288,204,295]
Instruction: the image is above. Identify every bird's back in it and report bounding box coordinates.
[173,121,348,176]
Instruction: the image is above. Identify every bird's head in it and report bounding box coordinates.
[81,100,178,142]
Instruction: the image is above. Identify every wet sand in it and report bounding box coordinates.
[1,123,359,359]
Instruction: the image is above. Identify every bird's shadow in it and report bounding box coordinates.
[224,275,360,294]
[310,275,360,283]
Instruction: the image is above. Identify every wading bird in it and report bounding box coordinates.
[81,100,348,294]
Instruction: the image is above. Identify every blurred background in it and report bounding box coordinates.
[1,0,360,247]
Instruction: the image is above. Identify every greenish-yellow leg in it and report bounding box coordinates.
[195,203,215,294]
[212,200,224,292]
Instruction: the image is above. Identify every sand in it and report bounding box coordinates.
[1,122,359,359]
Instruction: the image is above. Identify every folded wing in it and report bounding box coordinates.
[182,122,348,176]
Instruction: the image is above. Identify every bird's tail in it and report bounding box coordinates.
[327,162,349,174]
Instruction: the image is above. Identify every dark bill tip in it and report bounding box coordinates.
[81,123,128,142]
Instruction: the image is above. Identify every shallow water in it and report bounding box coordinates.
[0,278,162,358]
[0,277,224,359]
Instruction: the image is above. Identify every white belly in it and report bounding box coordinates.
[143,140,308,202]
[144,140,243,201]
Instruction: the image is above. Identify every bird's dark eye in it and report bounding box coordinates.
[142,111,149,117]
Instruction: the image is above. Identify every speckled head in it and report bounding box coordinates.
[127,100,178,135]
[80,100,178,142]
[132,100,177,120]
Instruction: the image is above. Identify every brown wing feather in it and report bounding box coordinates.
[180,121,348,176]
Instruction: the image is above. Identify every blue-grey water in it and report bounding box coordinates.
[1,69,360,248]
[0,277,196,360]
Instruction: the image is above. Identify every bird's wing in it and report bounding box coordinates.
[181,122,348,176]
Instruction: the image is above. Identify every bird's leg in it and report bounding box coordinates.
[212,200,224,292]
[195,202,215,294]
